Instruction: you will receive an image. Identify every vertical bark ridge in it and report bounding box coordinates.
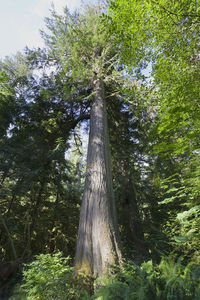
[75,78,121,277]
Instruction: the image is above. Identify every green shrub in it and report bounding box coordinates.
[10,254,200,300]
[11,252,89,300]
[93,257,200,300]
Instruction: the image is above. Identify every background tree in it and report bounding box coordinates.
[107,0,200,262]
[0,48,90,263]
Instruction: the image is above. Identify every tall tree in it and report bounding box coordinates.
[42,5,122,276]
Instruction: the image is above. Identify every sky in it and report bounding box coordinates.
[0,0,95,59]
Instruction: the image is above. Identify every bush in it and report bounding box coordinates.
[93,257,200,300]
[10,252,89,300]
[10,254,200,300]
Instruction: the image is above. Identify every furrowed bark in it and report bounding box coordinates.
[75,78,121,277]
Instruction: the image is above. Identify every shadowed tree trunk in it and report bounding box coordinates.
[125,177,147,258]
[75,78,121,277]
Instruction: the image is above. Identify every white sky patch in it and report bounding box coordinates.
[31,0,83,21]
[53,0,82,14]
[31,0,51,18]
[0,0,95,59]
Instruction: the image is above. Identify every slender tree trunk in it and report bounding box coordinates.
[75,78,121,277]
[126,179,146,256]
[0,213,18,262]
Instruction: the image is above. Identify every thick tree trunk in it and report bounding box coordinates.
[75,78,121,277]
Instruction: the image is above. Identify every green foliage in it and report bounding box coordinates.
[157,155,200,261]
[21,252,72,299]
[107,0,200,152]
[1,1,200,297]
[107,0,200,269]
[0,71,12,97]
[0,45,87,262]
[11,252,90,300]
[10,255,200,300]
[42,4,120,86]
[0,70,15,135]
[93,258,200,300]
